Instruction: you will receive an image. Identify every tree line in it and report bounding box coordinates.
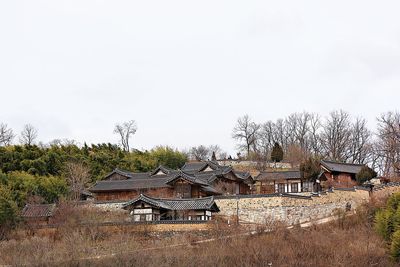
[232,110,400,176]
[0,120,189,233]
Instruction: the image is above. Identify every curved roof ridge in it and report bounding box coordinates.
[321,159,365,166]
[123,194,218,211]
[165,170,209,186]
[150,165,174,176]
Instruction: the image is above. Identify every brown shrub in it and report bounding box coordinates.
[0,205,394,267]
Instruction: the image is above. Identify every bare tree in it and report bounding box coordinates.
[190,145,210,161]
[376,111,400,176]
[208,144,226,160]
[19,124,38,146]
[65,162,91,201]
[0,123,14,146]
[285,113,299,147]
[114,120,137,152]
[232,115,260,158]
[258,121,276,160]
[347,117,372,164]
[49,139,63,146]
[307,113,322,155]
[321,110,352,161]
[188,145,225,161]
[273,119,287,152]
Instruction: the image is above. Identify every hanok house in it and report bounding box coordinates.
[318,160,364,189]
[21,204,56,226]
[89,161,254,202]
[255,170,312,194]
[122,194,220,222]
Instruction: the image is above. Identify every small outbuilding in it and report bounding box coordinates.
[21,204,56,225]
[122,194,220,222]
[319,160,364,188]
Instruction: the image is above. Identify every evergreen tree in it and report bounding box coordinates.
[300,157,321,181]
[356,166,377,184]
[211,151,217,161]
[271,142,284,162]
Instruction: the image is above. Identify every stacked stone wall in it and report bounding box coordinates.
[372,183,400,201]
[215,189,370,225]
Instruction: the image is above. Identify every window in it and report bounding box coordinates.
[291,183,298,193]
[277,183,286,193]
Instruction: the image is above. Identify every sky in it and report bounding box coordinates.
[1,0,400,155]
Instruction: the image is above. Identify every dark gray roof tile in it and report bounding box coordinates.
[21,204,56,218]
[321,160,364,174]
[90,177,172,192]
[123,194,219,211]
[256,171,302,181]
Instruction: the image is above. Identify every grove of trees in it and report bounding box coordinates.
[232,110,400,177]
[0,120,188,234]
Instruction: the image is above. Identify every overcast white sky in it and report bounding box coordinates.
[1,1,400,155]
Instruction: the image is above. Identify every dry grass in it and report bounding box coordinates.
[0,205,394,267]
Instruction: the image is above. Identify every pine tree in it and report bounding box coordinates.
[271,142,284,162]
[211,151,217,161]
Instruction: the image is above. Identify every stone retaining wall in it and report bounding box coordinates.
[372,183,400,201]
[215,189,370,225]
[89,185,400,227]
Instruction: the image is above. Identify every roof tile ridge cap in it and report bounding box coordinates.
[180,170,197,179]
[160,195,214,201]
[158,196,198,202]
[322,159,364,166]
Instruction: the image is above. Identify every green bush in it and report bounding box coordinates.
[374,193,400,260]
[387,193,400,211]
[391,230,400,260]
[0,187,19,239]
[356,166,377,184]
[375,209,394,241]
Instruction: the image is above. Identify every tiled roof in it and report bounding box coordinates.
[200,185,222,195]
[234,170,253,180]
[181,162,210,172]
[90,177,172,192]
[150,165,175,176]
[256,171,302,181]
[92,161,253,194]
[181,161,230,172]
[165,171,210,186]
[321,160,364,174]
[21,204,56,218]
[123,194,219,211]
[104,167,180,180]
[103,169,148,180]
